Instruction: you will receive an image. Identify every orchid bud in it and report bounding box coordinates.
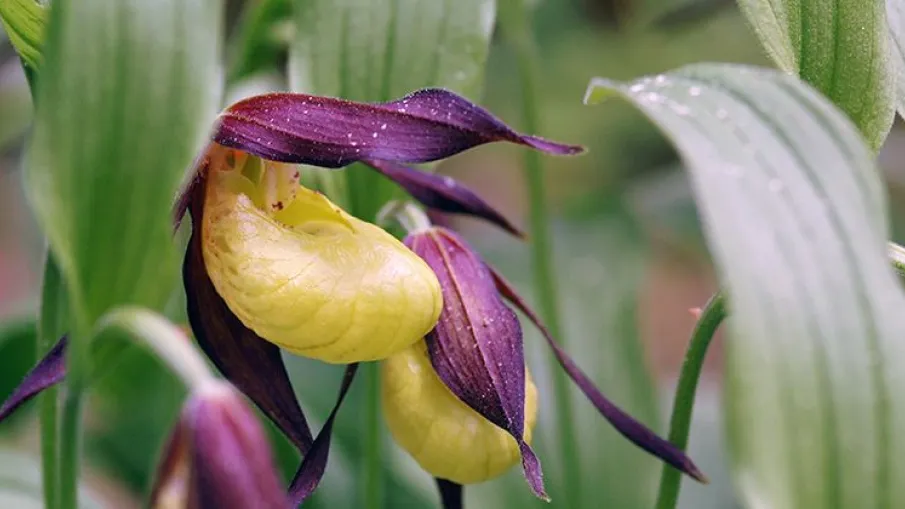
[151,381,288,509]
[383,341,538,484]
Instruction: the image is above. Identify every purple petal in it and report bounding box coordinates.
[406,227,548,500]
[489,266,707,483]
[435,479,463,509]
[214,88,583,168]
[288,364,358,505]
[0,336,67,423]
[183,179,314,455]
[362,159,524,237]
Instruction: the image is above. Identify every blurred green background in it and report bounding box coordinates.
[1,0,902,507]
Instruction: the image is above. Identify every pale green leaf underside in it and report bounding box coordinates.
[736,0,894,151]
[289,0,496,102]
[25,0,223,324]
[886,0,905,116]
[586,64,905,509]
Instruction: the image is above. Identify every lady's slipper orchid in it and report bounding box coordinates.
[383,225,705,505]
[1,87,584,505]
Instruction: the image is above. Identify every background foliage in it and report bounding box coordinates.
[2,0,905,508]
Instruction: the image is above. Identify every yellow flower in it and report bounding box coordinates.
[382,341,538,484]
[200,144,442,363]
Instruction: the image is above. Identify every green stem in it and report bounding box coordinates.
[37,256,65,509]
[655,292,726,509]
[57,288,91,509]
[344,164,385,509]
[57,385,84,509]
[361,363,383,509]
[500,2,580,505]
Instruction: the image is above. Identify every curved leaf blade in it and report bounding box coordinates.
[289,0,495,102]
[25,0,223,324]
[288,0,497,219]
[586,64,905,509]
[736,0,894,150]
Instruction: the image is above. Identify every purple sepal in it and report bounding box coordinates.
[214,88,583,168]
[363,159,524,237]
[288,364,359,505]
[183,178,314,455]
[0,336,67,423]
[406,227,548,500]
[435,479,463,509]
[489,266,707,484]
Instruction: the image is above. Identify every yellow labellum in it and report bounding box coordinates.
[200,145,443,363]
[381,341,538,485]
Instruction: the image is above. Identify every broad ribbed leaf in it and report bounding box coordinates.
[0,0,46,71]
[887,0,905,116]
[25,0,222,325]
[289,0,495,101]
[736,0,894,150]
[586,64,905,508]
[289,0,497,219]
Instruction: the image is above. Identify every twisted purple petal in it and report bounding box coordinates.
[435,479,463,509]
[406,227,547,500]
[489,265,707,483]
[288,364,359,505]
[214,88,583,168]
[362,159,523,237]
[0,336,67,423]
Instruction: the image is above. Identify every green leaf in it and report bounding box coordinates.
[736,0,894,150]
[887,0,905,116]
[586,64,905,508]
[24,0,223,326]
[229,0,292,83]
[0,0,46,71]
[289,0,495,101]
[289,0,497,218]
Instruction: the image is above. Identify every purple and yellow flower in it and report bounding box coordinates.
[1,87,702,506]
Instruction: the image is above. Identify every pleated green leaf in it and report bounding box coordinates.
[586,64,905,509]
[289,0,495,102]
[24,0,223,326]
[0,0,46,71]
[288,0,496,218]
[736,0,894,150]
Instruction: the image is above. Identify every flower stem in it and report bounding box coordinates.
[38,256,66,509]
[57,285,92,509]
[344,163,386,509]
[655,292,726,509]
[500,1,581,505]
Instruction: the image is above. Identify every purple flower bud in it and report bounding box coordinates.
[150,381,288,509]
